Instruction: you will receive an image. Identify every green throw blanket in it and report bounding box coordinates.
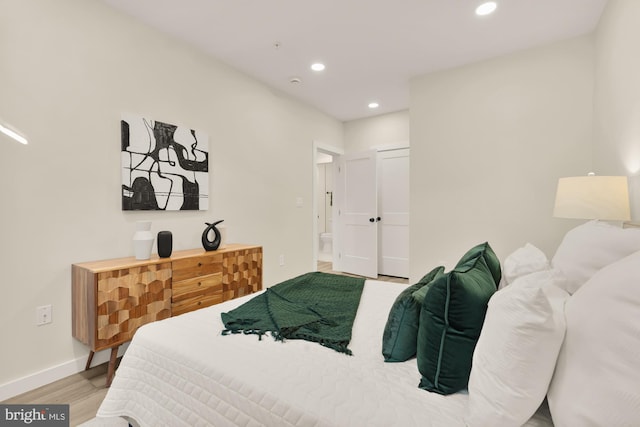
[221,272,365,355]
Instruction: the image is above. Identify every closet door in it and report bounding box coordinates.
[336,150,378,278]
[377,149,409,278]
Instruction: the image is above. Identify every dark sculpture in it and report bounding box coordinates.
[202,220,224,251]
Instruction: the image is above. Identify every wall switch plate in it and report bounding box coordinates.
[279,254,285,266]
[36,305,52,326]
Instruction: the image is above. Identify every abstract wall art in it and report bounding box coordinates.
[121,114,209,211]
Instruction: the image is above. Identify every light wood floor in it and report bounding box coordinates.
[2,361,117,426]
[317,261,409,284]
[2,263,407,426]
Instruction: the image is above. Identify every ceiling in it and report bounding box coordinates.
[100,0,608,122]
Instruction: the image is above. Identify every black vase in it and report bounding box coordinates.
[202,220,224,251]
[157,231,173,258]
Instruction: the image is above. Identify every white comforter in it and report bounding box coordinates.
[98,280,554,427]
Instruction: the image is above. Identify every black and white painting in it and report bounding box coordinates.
[121,114,209,211]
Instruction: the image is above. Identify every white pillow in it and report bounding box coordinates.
[466,270,569,427]
[501,243,549,288]
[551,220,640,294]
[547,249,640,427]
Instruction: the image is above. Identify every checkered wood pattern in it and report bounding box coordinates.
[95,263,172,350]
[222,247,263,300]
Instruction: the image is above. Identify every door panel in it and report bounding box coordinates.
[338,150,378,278]
[378,149,410,278]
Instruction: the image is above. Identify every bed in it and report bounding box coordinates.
[97,221,640,427]
[96,278,549,427]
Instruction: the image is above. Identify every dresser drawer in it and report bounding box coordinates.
[172,293,223,316]
[172,254,223,282]
[172,273,223,302]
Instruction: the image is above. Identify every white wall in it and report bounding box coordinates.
[593,0,640,209]
[0,0,343,393]
[409,36,595,282]
[344,110,410,152]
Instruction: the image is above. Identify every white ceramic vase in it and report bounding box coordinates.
[133,220,154,260]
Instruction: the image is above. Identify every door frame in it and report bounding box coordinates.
[312,141,344,272]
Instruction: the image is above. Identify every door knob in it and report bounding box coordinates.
[369,218,375,222]
[376,217,381,222]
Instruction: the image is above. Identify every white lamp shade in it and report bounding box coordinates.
[554,176,630,221]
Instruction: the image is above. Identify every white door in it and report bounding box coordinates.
[378,149,410,278]
[336,150,378,278]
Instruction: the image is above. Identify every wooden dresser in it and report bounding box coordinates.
[72,244,262,386]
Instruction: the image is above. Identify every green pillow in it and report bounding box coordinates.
[417,244,498,394]
[412,268,445,304]
[382,266,444,362]
[455,241,502,286]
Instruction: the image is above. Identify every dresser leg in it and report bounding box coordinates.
[85,348,119,387]
[85,351,95,371]
[106,346,119,387]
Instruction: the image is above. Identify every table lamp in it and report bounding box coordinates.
[553,174,630,221]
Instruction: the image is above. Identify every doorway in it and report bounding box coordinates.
[312,142,343,272]
[317,154,334,262]
[312,144,409,280]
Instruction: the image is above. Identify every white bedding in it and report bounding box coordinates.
[97,279,554,426]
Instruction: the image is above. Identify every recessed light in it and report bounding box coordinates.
[311,63,325,72]
[476,2,497,16]
[368,102,379,109]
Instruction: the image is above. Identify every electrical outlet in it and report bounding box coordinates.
[279,254,285,266]
[36,305,52,326]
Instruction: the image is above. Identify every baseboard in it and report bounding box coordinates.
[0,345,128,402]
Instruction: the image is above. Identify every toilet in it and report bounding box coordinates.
[319,232,333,261]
